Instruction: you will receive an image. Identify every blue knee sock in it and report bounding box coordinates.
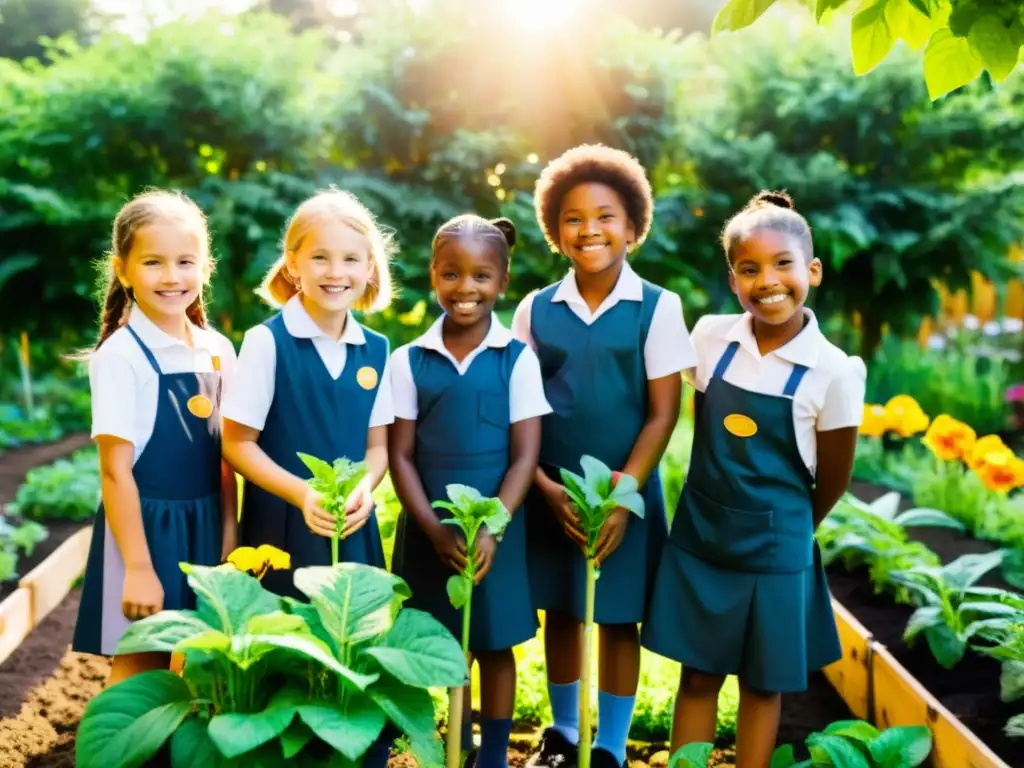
[593,691,636,765]
[548,680,580,744]
[478,717,512,768]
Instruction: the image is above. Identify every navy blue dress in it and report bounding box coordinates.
[641,340,841,693]
[525,279,668,626]
[74,325,222,656]
[391,337,538,651]
[239,312,388,600]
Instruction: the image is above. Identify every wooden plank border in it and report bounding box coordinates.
[823,598,874,721]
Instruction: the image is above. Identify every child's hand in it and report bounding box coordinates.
[122,564,164,621]
[542,482,587,549]
[301,487,336,538]
[593,508,630,566]
[474,530,497,584]
[342,479,374,537]
[430,525,468,573]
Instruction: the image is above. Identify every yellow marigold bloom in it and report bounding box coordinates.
[975,451,1024,494]
[883,395,930,438]
[227,544,291,580]
[859,405,889,438]
[967,434,1012,471]
[922,414,976,462]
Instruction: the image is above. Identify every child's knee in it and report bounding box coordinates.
[681,667,726,698]
[598,622,638,645]
[476,648,514,672]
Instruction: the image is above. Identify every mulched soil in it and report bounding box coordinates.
[831,480,1024,766]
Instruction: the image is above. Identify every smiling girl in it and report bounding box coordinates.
[73,190,238,686]
[222,189,395,600]
[642,191,866,767]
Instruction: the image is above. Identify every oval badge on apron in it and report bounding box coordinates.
[187,394,214,419]
[356,366,379,390]
[724,413,757,438]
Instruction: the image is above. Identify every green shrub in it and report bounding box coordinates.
[11,447,99,521]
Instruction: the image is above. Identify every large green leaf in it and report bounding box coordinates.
[279,720,314,759]
[967,15,1021,82]
[177,630,232,655]
[297,452,335,484]
[297,693,386,760]
[294,564,400,648]
[823,719,881,744]
[362,608,467,688]
[447,573,471,610]
[170,716,233,768]
[806,732,871,768]
[942,551,1003,590]
[115,610,214,655]
[867,725,932,766]
[712,0,780,34]
[1005,714,1024,738]
[852,0,895,75]
[769,743,797,768]
[903,606,940,642]
[884,0,937,49]
[1000,660,1024,702]
[367,672,442,768]
[893,508,964,530]
[924,624,966,669]
[77,670,193,768]
[208,693,298,758]
[246,612,310,636]
[667,742,714,767]
[181,563,281,635]
[247,632,379,689]
[816,0,851,23]
[924,28,984,99]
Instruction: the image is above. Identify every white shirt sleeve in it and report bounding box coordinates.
[511,292,537,351]
[389,347,418,421]
[817,356,868,431]
[644,290,697,380]
[221,325,277,431]
[89,348,138,443]
[684,315,714,392]
[509,346,553,423]
[369,358,396,428]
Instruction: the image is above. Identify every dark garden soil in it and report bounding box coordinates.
[833,480,1024,766]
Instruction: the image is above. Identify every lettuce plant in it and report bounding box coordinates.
[433,484,510,767]
[298,453,367,566]
[559,456,644,768]
[76,561,466,767]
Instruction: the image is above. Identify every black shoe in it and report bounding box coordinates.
[590,747,625,768]
[525,728,579,768]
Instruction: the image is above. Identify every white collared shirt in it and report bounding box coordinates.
[390,314,552,423]
[511,261,697,380]
[687,310,867,474]
[222,295,394,431]
[89,305,238,464]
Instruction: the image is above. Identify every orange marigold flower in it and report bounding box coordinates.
[883,395,930,438]
[922,414,976,462]
[975,451,1024,494]
[859,405,889,438]
[967,435,1012,471]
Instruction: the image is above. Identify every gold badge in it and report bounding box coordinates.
[724,413,757,438]
[356,366,379,390]
[187,394,214,419]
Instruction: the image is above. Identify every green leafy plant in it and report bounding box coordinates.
[712,0,1024,99]
[297,453,367,566]
[0,513,47,582]
[890,551,1011,668]
[77,561,466,767]
[433,484,510,767]
[962,591,1024,737]
[10,448,99,521]
[559,455,645,768]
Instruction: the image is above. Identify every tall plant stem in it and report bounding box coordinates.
[579,557,596,768]
[447,588,473,768]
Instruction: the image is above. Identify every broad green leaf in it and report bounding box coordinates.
[924,28,983,99]
[170,716,232,768]
[667,741,714,767]
[712,0,780,34]
[580,455,614,495]
[362,608,468,688]
[246,612,309,636]
[176,630,232,654]
[297,693,386,760]
[447,573,471,610]
[484,503,511,537]
[1005,714,1024,738]
[115,610,214,655]
[823,720,881,743]
[769,743,797,768]
[925,624,966,668]
[297,452,335,483]
[893,508,964,530]
[181,563,281,635]
[868,491,901,521]
[806,732,871,768]
[611,489,646,519]
[816,0,851,23]
[1000,660,1024,702]
[294,563,400,647]
[885,0,937,49]
[249,632,379,689]
[903,606,940,642]
[446,483,483,507]
[852,0,895,74]
[280,720,314,759]
[968,15,1021,81]
[867,725,932,766]
[368,673,443,767]
[942,551,1004,590]
[77,670,193,768]
[209,704,297,758]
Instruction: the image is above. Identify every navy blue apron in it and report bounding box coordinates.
[74,324,222,656]
[525,277,667,625]
[641,338,841,692]
[391,334,538,651]
[239,313,387,600]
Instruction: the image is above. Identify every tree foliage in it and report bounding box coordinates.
[0,0,92,61]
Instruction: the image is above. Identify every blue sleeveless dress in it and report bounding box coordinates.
[525,279,668,626]
[238,313,388,600]
[392,337,538,651]
[641,340,841,692]
[74,325,222,656]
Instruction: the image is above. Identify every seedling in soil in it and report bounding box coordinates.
[297,452,367,566]
[434,483,511,768]
[559,455,645,768]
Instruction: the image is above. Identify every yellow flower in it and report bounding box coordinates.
[227,544,291,580]
[859,405,889,438]
[975,451,1024,494]
[883,395,930,438]
[967,435,1012,471]
[921,414,976,462]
